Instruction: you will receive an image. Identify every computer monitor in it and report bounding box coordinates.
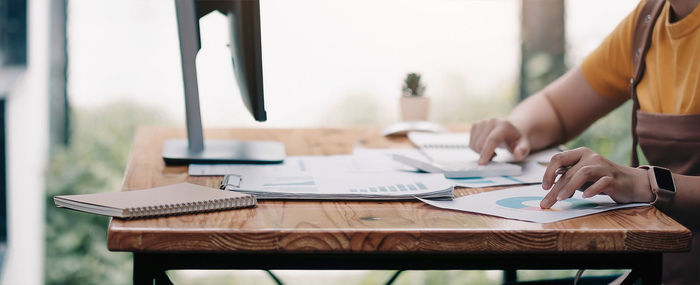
[162,0,286,164]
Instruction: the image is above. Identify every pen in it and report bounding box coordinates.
[555,166,571,175]
[553,166,595,192]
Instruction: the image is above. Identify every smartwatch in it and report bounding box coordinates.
[639,165,676,204]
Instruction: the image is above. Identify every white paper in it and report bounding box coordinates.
[351,147,422,172]
[352,147,556,188]
[190,155,383,176]
[449,160,545,188]
[224,172,454,200]
[404,132,562,186]
[419,185,649,223]
[445,148,560,187]
[191,154,453,200]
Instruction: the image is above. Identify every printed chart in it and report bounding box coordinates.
[420,185,649,223]
[495,196,599,211]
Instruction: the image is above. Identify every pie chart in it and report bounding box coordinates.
[496,196,600,211]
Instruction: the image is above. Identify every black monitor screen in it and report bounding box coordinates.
[228,0,266,122]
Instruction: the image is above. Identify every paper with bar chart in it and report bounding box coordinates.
[419,185,649,223]
[208,155,454,200]
[221,171,454,200]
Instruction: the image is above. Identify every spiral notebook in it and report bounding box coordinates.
[54,182,256,218]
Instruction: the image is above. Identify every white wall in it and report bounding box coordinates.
[67,0,520,127]
[1,0,49,283]
[66,0,640,130]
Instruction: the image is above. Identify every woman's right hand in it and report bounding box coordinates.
[469,118,531,165]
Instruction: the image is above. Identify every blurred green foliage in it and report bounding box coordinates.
[45,103,168,285]
[384,270,497,285]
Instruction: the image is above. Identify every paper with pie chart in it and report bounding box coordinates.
[419,185,650,223]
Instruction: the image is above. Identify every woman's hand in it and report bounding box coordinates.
[540,147,655,209]
[469,118,531,165]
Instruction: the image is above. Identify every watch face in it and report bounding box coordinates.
[653,167,675,192]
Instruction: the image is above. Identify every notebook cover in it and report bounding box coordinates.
[54,182,256,218]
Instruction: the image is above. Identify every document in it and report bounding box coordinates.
[189,146,561,193]
[191,154,453,200]
[189,153,416,176]
[419,185,649,223]
[449,160,545,188]
[450,148,560,188]
[354,147,559,188]
[221,172,454,200]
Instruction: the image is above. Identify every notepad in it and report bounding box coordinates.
[54,182,256,218]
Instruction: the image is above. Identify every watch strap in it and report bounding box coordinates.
[638,165,659,204]
[638,165,675,205]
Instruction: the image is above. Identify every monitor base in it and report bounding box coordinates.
[162,139,286,165]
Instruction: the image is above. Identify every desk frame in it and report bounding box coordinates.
[109,128,689,285]
[133,251,661,284]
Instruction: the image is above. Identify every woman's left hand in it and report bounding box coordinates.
[540,147,655,209]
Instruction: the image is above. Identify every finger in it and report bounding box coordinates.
[581,176,613,198]
[555,166,605,201]
[541,148,586,190]
[511,137,531,161]
[478,132,503,165]
[473,121,495,154]
[540,184,560,209]
[469,123,483,152]
[540,162,587,209]
[469,122,481,148]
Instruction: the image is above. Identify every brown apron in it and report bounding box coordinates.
[630,0,700,283]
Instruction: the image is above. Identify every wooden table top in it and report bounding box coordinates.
[107,127,691,253]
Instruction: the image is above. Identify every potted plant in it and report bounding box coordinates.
[400,73,429,121]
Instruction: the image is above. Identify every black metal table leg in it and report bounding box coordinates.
[133,253,155,285]
[640,253,662,285]
[129,252,665,284]
[620,253,662,285]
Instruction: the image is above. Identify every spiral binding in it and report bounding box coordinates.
[125,195,256,219]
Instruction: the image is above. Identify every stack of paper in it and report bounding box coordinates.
[448,148,559,188]
[352,146,558,188]
[187,139,561,200]
[192,155,453,200]
[221,172,453,200]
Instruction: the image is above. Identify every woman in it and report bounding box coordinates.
[469,0,700,283]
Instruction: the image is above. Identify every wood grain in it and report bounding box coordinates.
[107,127,692,253]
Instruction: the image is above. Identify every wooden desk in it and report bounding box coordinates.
[108,127,691,284]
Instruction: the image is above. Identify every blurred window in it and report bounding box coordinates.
[0,0,27,268]
[0,0,27,67]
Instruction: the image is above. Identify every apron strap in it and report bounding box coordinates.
[630,0,665,167]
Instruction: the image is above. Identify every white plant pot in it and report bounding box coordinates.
[400,96,430,121]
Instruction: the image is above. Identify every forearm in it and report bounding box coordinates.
[507,92,563,152]
[507,67,625,153]
[655,174,700,230]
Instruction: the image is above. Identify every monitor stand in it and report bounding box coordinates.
[162,139,286,165]
[163,0,285,165]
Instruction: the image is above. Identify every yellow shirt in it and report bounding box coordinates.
[581,1,700,114]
